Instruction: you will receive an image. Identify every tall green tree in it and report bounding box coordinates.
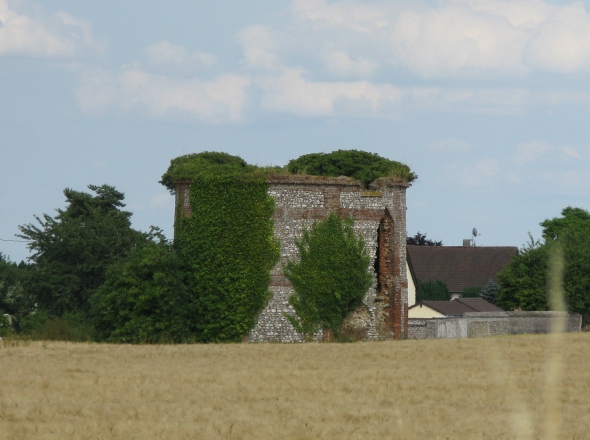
[18,185,145,316]
[497,207,590,316]
[541,206,590,241]
[91,229,195,343]
[284,213,373,338]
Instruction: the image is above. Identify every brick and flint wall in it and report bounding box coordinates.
[174,175,410,343]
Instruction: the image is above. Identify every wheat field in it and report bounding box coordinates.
[1,334,589,439]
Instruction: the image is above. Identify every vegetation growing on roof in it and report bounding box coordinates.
[160,149,416,192]
[160,152,255,193]
[287,149,417,187]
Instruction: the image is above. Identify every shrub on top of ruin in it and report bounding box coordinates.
[160,151,255,193]
[284,213,373,339]
[286,149,417,187]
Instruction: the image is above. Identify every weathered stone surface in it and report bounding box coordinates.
[174,175,410,343]
[248,176,409,342]
[408,312,582,340]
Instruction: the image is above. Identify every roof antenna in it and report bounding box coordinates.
[472,228,479,247]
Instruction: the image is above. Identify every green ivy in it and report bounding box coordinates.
[284,213,373,338]
[175,173,280,342]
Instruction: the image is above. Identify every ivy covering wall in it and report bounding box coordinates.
[167,155,280,342]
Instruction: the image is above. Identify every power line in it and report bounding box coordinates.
[0,238,32,243]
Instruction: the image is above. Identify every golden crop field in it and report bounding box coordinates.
[1,333,590,439]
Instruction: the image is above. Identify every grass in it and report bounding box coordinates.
[1,334,590,439]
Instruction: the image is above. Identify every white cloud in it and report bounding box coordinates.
[323,50,378,78]
[559,145,582,159]
[0,0,98,58]
[74,65,250,124]
[144,40,216,69]
[513,140,551,165]
[237,25,281,69]
[289,0,590,77]
[525,3,590,72]
[389,4,530,77]
[258,67,403,116]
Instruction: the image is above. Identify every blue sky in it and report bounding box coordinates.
[1,0,589,262]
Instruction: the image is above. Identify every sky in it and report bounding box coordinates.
[1,0,590,263]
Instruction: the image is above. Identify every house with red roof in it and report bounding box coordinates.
[406,244,517,305]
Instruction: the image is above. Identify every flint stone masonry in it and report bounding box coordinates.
[407,312,582,339]
[248,175,409,343]
[174,175,410,343]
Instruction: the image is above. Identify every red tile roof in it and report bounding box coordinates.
[453,297,504,312]
[407,246,517,293]
[409,298,504,316]
[409,300,473,316]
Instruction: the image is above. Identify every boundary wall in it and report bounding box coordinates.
[408,312,582,339]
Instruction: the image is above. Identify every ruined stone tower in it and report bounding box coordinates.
[175,174,409,342]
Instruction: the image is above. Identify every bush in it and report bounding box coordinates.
[461,286,483,298]
[19,311,92,341]
[284,213,373,338]
[287,150,417,187]
[0,310,14,337]
[416,280,450,302]
[91,236,195,344]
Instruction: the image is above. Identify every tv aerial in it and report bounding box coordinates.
[472,228,479,246]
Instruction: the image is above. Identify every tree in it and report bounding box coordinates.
[416,280,450,302]
[284,213,373,338]
[91,229,196,343]
[497,207,590,317]
[496,236,549,311]
[541,206,590,241]
[479,281,500,305]
[17,185,145,316]
[407,232,443,246]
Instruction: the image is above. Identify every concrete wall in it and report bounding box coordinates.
[407,312,582,339]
